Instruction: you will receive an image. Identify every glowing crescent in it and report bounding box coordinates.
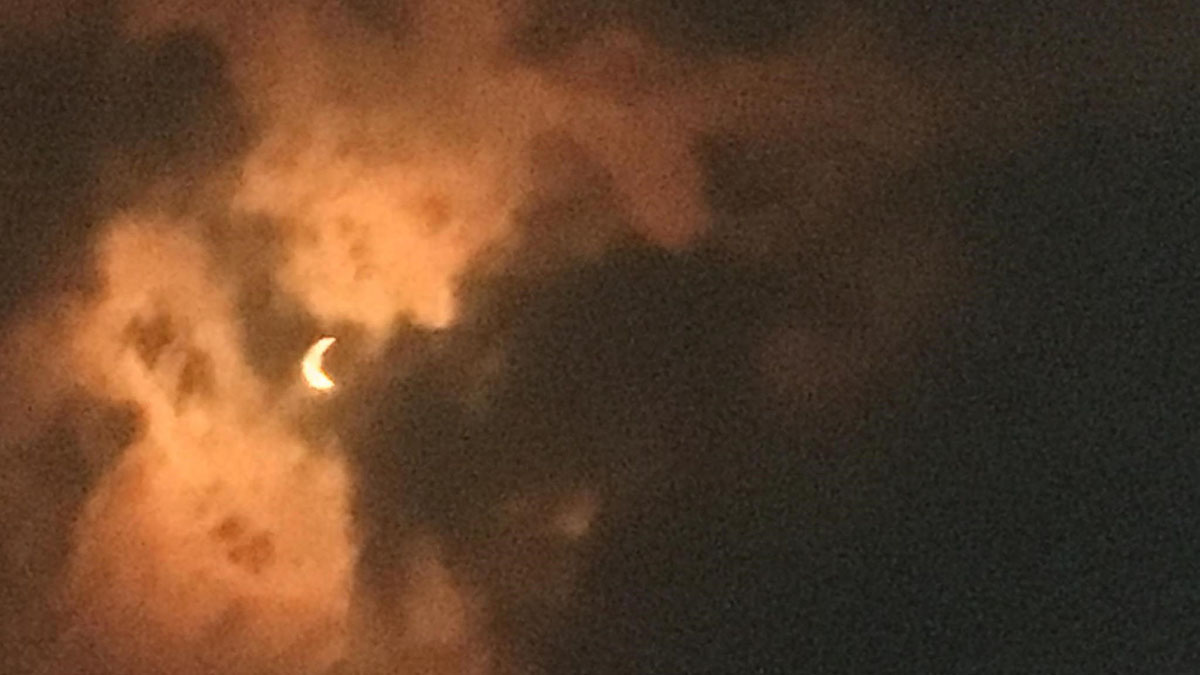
[302,337,337,391]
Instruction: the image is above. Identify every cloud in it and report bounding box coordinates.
[4,0,1121,671]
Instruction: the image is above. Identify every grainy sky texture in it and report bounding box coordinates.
[1,1,1197,673]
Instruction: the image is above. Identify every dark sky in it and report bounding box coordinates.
[2,1,1199,673]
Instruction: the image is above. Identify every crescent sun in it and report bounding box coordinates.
[302,336,337,391]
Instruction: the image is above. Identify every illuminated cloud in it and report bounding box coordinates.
[0,0,982,672]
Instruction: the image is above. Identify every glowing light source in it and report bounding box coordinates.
[302,337,337,390]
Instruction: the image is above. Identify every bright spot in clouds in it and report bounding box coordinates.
[302,336,337,391]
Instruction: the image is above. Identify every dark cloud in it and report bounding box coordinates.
[347,6,1200,673]
[107,31,246,168]
[513,0,818,58]
[0,16,245,324]
[0,13,115,319]
[348,246,782,669]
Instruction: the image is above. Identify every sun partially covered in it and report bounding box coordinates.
[302,337,337,391]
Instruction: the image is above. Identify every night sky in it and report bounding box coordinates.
[2,1,1198,673]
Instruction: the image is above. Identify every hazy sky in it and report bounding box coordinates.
[1,1,1197,673]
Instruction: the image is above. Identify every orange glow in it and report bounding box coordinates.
[59,219,355,673]
[0,1,956,672]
